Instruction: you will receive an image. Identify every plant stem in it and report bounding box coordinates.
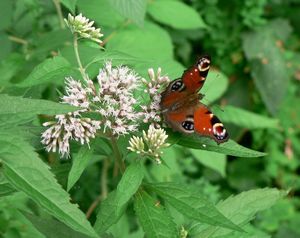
[110,134,125,175]
[52,0,65,29]
[101,158,109,199]
[85,158,109,219]
[73,33,88,81]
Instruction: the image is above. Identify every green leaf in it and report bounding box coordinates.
[190,149,226,177]
[94,162,144,234]
[0,53,26,86]
[134,190,178,238]
[242,20,291,115]
[169,131,265,157]
[0,173,16,197]
[0,94,77,124]
[146,182,242,232]
[0,33,12,60]
[215,105,279,129]
[0,130,98,238]
[77,0,124,28]
[0,0,13,30]
[110,0,147,26]
[202,70,229,104]
[86,50,148,69]
[107,21,173,60]
[148,0,206,29]
[33,29,72,58]
[134,59,185,81]
[16,56,72,87]
[24,212,90,238]
[67,144,95,191]
[192,188,286,237]
[60,0,77,13]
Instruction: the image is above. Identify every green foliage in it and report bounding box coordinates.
[147,0,207,30]
[0,130,98,237]
[0,0,299,237]
[134,190,178,238]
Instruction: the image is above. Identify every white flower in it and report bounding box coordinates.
[141,68,170,124]
[64,13,103,43]
[95,61,141,136]
[41,114,101,157]
[127,125,170,162]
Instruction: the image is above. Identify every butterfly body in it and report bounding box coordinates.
[160,56,229,144]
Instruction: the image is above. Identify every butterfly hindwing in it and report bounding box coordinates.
[163,103,229,144]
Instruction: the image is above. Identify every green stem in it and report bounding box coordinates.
[52,0,65,29]
[73,33,88,81]
[110,134,125,175]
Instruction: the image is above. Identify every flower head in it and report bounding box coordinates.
[95,61,141,136]
[141,68,170,124]
[65,13,103,43]
[41,61,142,157]
[127,125,170,163]
[41,113,101,157]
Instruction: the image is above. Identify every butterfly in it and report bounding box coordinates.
[160,56,229,144]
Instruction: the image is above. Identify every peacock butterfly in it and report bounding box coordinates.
[160,56,229,144]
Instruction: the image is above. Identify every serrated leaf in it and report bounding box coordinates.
[168,131,265,157]
[24,212,90,238]
[134,190,178,238]
[192,188,286,237]
[215,105,279,129]
[16,56,72,87]
[67,144,95,191]
[146,182,242,232]
[190,149,226,177]
[60,0,77,13]
[94,162,144,234]
[107,21,173,60]
[115,162,144,212]
[0,130,98,238]
[0,94,77,118]
[110,0,147,26]
[148,0,206,29]
[242,20,291,115]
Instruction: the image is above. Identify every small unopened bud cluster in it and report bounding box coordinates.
[127,125,170,163]
[141,68,170,124]
[64,13,103,43]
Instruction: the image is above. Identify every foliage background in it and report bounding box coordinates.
[0,0,300,237]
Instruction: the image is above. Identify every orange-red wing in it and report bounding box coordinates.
[182,56,211,93]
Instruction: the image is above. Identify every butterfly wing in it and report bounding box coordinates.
[181,55,211,94]
[163,102,229,144]
[160,56,211,110]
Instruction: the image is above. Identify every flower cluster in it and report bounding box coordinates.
[127,125,170,164]
[64,13,103,43]
[41,62,141,156]
[41,113,100,157]
[96,61,141,135]
[141,68,170,124]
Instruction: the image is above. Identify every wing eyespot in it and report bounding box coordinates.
[171,80,184,91]
[182,120,194,132]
